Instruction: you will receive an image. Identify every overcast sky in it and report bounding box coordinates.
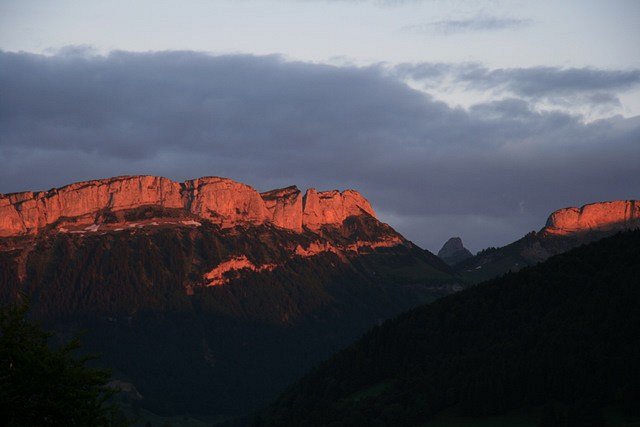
[1,0,639,252]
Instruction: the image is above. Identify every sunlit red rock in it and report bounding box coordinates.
[294,241,341,257]
[0,176,182,237]
[260,186,303,231]
[182,177,270,228]
[294,235,404,258]
[0,175,379,237]
[542,200,640,235]
[302,188,375,231]
[203,255,277,286]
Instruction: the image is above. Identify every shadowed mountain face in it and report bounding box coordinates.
[455,200,640,283]
[260,230,640,426]
[0,175,458,417]
[437,237,472,266]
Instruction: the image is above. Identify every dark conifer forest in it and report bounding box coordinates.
[0,216,458,417]
[259,231,640,426]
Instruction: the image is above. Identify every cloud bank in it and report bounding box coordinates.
[1,49,639,251]
[392,62,640,120]
[403,16,531,35]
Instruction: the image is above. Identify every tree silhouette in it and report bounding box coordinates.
[0,297,122,426]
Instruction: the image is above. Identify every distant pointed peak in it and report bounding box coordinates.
[438,237,472,266]
[443,236,463,247]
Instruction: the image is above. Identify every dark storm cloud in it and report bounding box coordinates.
[1,50,639,252]
[402,17,531,35]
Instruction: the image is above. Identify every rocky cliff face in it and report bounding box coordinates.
[260,186,304,231]
[183,177,271,228]
[437,237,472,266]
[0,175,458,419]
[456,199,640,284]
[542,200,640,235]
[0,176,183,237]
[0,176,377,237]
[302,188,376,231]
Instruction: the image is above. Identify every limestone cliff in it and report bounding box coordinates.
[0,177,460,421]
[302,188,376,231]
[542,200,640,235]
[0,175,378,237]
[260,186,303,232]
[0,176,183,237]
[183,177,270,228]
[455,199,640,284]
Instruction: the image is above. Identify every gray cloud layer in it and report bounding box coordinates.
[1,50,639,252]
[393,62,640,112]
[402,16,531,35]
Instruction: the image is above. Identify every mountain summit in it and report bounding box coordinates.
[456,199,640,283]
[437,237,472,265]
[0,174,458,417]
[0,175,376,236]
[542,200,640,235]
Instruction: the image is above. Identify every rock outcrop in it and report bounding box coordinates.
[261,186,304,232]
[0,176,183,237]
[437,237,472,266]
[0,175,378,237]
[302,189,376,231]
[453,199,640,284]
[203,255,277,287]
[542,200,640,235]
[183,177,271,228]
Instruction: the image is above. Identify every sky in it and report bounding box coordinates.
[1,0,639,252]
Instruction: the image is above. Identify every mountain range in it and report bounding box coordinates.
[0,175,638,422]
[452,200,640,283]
[0,175,457,417]
[260,230,640,426]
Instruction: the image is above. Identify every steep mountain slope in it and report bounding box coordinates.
[437,237,472,265]
[456,200,640,283]
[0,175,458,417]
[260,230,640,426]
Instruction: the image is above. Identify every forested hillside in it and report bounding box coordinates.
[0,212,457,418]
[260,231,640,426]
